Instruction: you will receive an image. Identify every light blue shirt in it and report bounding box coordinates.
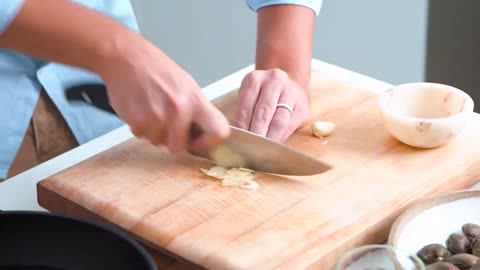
[0,0,322,178]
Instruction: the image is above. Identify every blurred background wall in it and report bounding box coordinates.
[130,0,478,111]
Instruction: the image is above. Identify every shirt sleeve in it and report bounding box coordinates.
[0,0,26,34]
[246,0,323,16]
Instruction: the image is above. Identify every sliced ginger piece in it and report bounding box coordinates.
[240,180,259,190]
[225,169,253,177]
[201,165,258,190]
[222,176,246,187]
[200,166,228,179]
[210,145,247,168]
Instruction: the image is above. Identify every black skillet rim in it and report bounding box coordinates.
[0,210,158,270]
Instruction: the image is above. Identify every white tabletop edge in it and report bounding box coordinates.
[310,59,394,92]
[0,60,401,211]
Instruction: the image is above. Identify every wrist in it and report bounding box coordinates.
[255,62,310,92]
[287,70,310,93]
[86,27,141,78]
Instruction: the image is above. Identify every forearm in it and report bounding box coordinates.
[0,0,139,76]
[255,5,315,90]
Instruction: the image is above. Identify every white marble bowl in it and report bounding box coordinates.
[379,82,474,148]
[388,190,480,257]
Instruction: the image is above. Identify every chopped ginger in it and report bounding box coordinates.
[201,166,259,190]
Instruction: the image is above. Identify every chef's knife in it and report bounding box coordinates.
[65,84,331,176]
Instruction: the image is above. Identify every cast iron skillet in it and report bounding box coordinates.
[0,210,157,270]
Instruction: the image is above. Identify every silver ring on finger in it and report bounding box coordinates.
[276,103,294,118]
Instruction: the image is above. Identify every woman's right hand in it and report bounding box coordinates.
[0,0,229,155]
[95,34,230,155]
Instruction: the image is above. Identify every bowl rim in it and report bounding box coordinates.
[379,82,475,123]
[387,189,480,248]
[335,244,426,270]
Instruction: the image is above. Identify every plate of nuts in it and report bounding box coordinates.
[388,190,480,269]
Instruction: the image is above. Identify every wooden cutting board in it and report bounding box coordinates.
[37,72,480,270]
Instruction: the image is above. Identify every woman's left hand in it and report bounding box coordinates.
[234,68,311,142]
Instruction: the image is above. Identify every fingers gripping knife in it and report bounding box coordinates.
[65,84,331,176]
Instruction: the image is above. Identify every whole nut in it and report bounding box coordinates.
[446,233,471,254]
[426,262,460,270]
[462,223,480,241]
[417,244,450,264]
[445,253,480,269]
[472,237,480,257]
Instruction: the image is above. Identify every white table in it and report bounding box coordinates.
[1,59,476,212]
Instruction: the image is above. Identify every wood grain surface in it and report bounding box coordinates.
[37,72,480,270]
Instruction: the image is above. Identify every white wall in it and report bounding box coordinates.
[314,0,428,84]
[130,0,429,86]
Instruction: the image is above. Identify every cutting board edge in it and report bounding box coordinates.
[288,169,480,270]
[36,183,205,269]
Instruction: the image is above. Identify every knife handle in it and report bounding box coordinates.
[65,84,116,114]
[65,84,204,139]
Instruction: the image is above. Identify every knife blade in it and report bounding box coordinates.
[64,84,331,176]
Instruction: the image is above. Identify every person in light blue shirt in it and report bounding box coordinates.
[0,0,322,179]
